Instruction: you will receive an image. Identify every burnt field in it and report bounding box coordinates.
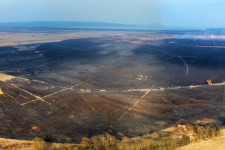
[0,29,225,143]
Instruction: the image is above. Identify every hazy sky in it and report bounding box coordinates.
[0,0,224,28]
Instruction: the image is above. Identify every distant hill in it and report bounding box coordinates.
[0,21,179,30]
[0,21,135,28]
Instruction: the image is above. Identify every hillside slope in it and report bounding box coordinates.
[177,130,225,150]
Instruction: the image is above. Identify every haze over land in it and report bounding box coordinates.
[0,28,225,144]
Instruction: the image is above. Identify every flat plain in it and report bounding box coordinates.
[0,29,225,143]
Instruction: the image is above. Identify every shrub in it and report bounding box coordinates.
[179,135,190,146]
[79,123,222,150]
[88,133,118,150]
[81,137,91,147]
[190,124,221,140]
[32,137,47,150]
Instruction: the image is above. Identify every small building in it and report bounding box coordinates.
[206,80,212,85]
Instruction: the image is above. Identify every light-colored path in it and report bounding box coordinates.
[20,81,87,106]
[178,56,189,76]
[109,89,151,128]
[9,83,51,105]
[117,89,151,122]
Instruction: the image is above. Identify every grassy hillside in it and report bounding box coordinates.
[177,130,225,150]
[0,123,223,150]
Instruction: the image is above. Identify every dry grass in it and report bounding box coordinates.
[78,123,223,150]
[0,137,82,150]
[177,129,225,150]
[0,73,15,82]
[0,138,32,150]
[0,124,222,150]
[0,88,3,95]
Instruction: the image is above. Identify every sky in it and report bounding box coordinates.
[0,0,224,28]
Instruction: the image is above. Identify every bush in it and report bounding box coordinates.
[79,123,222,150]
[32,137,48,150]
[88,133,118,150]
[190,124,221,140]
[81,137,91,147]
[179,135,190,146]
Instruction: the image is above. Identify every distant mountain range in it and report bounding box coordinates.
[0,21,183,30]
[2,21,219,30]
